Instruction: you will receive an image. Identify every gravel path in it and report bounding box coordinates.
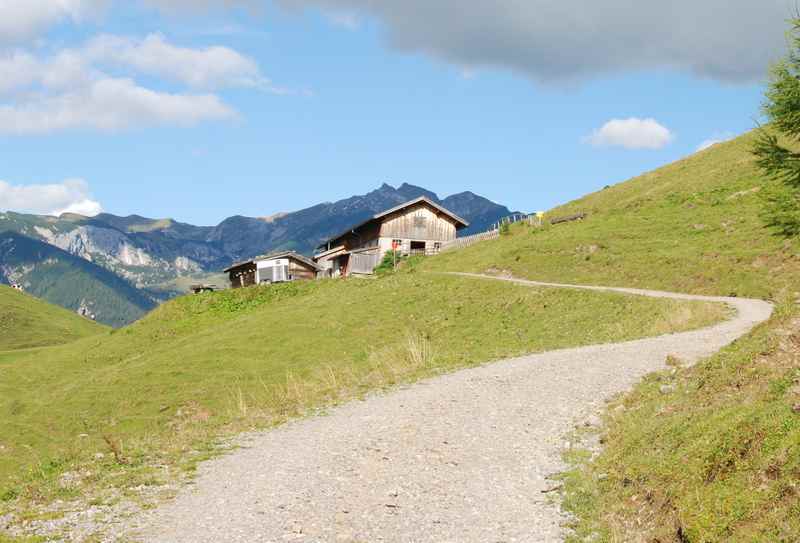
[124,274,773,543]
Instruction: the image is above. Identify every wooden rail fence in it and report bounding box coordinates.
[440,229,500,252]
[438,211,587,254]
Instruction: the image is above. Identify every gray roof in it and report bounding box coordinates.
[224,250,322,273]
[317,197,469,250]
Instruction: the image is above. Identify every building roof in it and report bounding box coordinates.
[317,197,469,251]
[223,250,322,273]
[314,245,347,260]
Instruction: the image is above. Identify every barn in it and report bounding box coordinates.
[224,251,322,289]
[314,196,469,277]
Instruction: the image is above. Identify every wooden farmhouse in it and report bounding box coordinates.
[224,251,322,289]
[314,197,469,277]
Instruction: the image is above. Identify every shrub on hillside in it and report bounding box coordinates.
[374,250,404,275]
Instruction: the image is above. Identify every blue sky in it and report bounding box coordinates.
[0,1,790,225]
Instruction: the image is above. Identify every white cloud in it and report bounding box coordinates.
[276,0,791,84]
[0,33,272,134]
[0,50,97,95]
[0,33,270,92]
[586,118,675,150]
[0,179,102,216]
[0,0,107,44]
[0,78,236,135]
[696,132,735,152]
[84,33,272,90]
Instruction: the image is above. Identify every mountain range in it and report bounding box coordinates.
[0,183,515,326]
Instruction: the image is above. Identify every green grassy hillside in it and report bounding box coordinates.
[0,286,106,351]
[0,272,723,532]
[425,131,799,300]
[421,131,800,541]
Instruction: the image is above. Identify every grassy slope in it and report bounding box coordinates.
[0,286,106,351]
[425,131,800,300]
[423,131,800,542]
[0,272,723,518]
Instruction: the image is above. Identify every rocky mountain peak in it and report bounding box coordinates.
[0,183,515,325]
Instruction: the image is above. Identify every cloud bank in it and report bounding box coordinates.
[1,1,790,85]
[0,179,102,216]
[586,118,674,150]
[276,0,791,84]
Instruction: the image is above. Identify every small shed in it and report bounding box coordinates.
[190,284,218,294]
[224,251,321,289]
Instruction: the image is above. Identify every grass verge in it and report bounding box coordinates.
[559,298,800,542]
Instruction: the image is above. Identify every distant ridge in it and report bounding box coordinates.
[0,182,512,278]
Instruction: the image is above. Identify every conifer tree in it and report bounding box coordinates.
[753,18,800,236]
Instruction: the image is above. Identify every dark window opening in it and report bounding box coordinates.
[410,241,426,255]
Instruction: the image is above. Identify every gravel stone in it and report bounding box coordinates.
[659,384,676,395]
[118,275,773,543]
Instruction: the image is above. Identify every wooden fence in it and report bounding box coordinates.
[490,213,533,231]
[440,211,587,254]
[350,252,382,275]
[440,229,500,252]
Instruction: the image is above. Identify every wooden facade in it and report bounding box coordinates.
[314,197,468,277]
[224,251,321,289]
[379,205,458,242]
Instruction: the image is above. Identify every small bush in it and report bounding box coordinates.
[500,221,511,236]
[1,487,19,502]
[374,250,405,275]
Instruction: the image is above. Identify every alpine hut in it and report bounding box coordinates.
[314,196,469,277]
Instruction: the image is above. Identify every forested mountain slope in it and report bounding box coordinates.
[0,232,156,327]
